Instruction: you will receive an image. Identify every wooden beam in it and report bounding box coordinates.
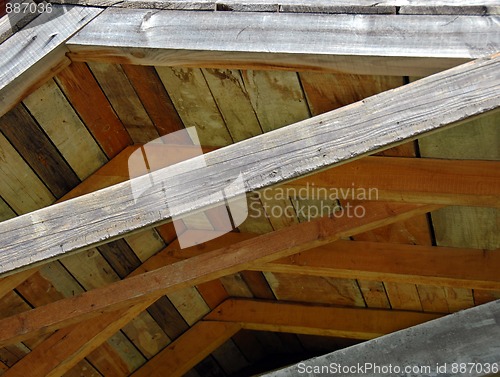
[82,145,500,208]
[0,202,438,347]
[131,298,440,377]
[1,55,499,276]
[265,299,500,377]
[67,10,499,75]
[206,299,441,339]
[254,240,500,291]
[131,321,241,377]
[0,5,102,118]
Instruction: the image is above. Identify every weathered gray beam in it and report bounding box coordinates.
[67,9,500,75]
[265,299,500,377]
[0,5,102,118]
[0,54,499,276]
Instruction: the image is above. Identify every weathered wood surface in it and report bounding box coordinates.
[0,202,438,346]
[67,10,499,75]
[0,5,102,118]
[1,55,499,275]
[265,299,500,377]
[45,0,500,15]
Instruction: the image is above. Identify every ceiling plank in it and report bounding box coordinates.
[264,299,500,377]
[1,55,499,276]
[0,5,103,118]
[0,201,438,347]
[131,321,241,377]
[66,10,499,76]
[256,240,500,291]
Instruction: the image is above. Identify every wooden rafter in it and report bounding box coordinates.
[0,5,102,118]
[1,54,499,276]
[265,299,500,377]
[79,145,500,208]
[0,202,438,348]
[132,299,441,377]
[66,9,500,76]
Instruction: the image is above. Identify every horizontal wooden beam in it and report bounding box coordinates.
[206,299,441,339]
[0,202,438,347]
[265,299,500,377]
[1,55,498,276]
[131,321,241,377]
[134,299,441,377]
[67,9,499,75]
[255,240,500,290]
[0,5,102,118]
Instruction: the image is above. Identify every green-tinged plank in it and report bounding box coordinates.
[156,66,233,146]
[1,55,499,275]
[67,10,499,76]
[0,133,55,214]
[23,79,107,180]
[0,104,80,198]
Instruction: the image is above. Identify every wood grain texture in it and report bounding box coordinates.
[55,62,132,159]
[202,68,263,142]
[258,240,500,291]
[23,79,108,180]
[0,5,102,118]
[122,64,185,137]
[1,55,499,275]
[266,300,500,377]
[0,202,437,346]
[0,104,80,198]
[155,66,233,146]
[67,10,499,76]
[206,299,440,338]
[88,62,159,143]
[131,321,241,377]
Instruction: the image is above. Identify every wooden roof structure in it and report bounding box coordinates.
[0,1,499,376]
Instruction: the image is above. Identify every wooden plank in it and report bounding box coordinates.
[55,62,132,159]
[131,321,241,377]
[206,299,441,338]
[257,240,500,291]
[0,5,102,118]
[23,79,108,180]
[0,1,40,44]
[265,300,500,377]
[202,68,263,142]
[241,70,310,132]
[67,10,499,76]
[121,64,185,137]
[0,202,438,346]
[155,66,233,146]
[87,62,159,143]
[0,132,55,214]
[2,54,499,275]
[0,104,80,198]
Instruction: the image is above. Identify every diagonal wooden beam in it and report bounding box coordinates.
[132,298,441,377]
[131,321,241,377]
[265,299,500,377]
[0,5,103,118]
[66,9,500,76]
[1,54,499,276]
[0,202,439,348]
[78,145,500,208]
